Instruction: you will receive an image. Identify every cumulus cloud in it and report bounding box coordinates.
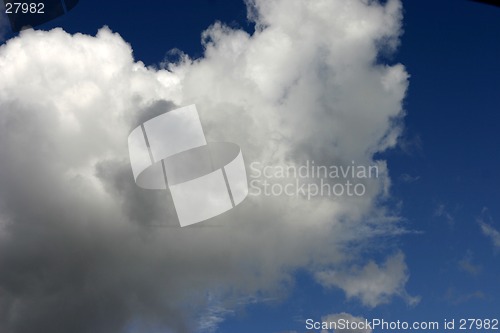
[315,252,420,307]
[0,0,410,332]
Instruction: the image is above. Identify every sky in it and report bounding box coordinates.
[0,1,499,333]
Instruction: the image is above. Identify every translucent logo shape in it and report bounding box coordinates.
[128,105,248,227]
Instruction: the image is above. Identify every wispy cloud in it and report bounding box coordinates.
[444,288,486,305]
[315,252,420,308]
[399,173,420,183]
[198,305,234,333]
[458,251,482,276]
[479,223,500,248]
[434,204,455,226]
[477,207,500,249]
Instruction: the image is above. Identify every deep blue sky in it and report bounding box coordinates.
[2,0,499,332]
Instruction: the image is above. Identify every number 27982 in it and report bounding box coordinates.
[5,2,45,14]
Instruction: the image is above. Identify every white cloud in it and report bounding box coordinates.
[444,288,486,305]
[320,312,372,333]
[480,223,500,249]
[434,204,455,226]
[316,252,420,307]
[197,305,234,333]
[0,0,411,332]
[477,207,500,249]
[399,173,420,183]
[458,251,482,276]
